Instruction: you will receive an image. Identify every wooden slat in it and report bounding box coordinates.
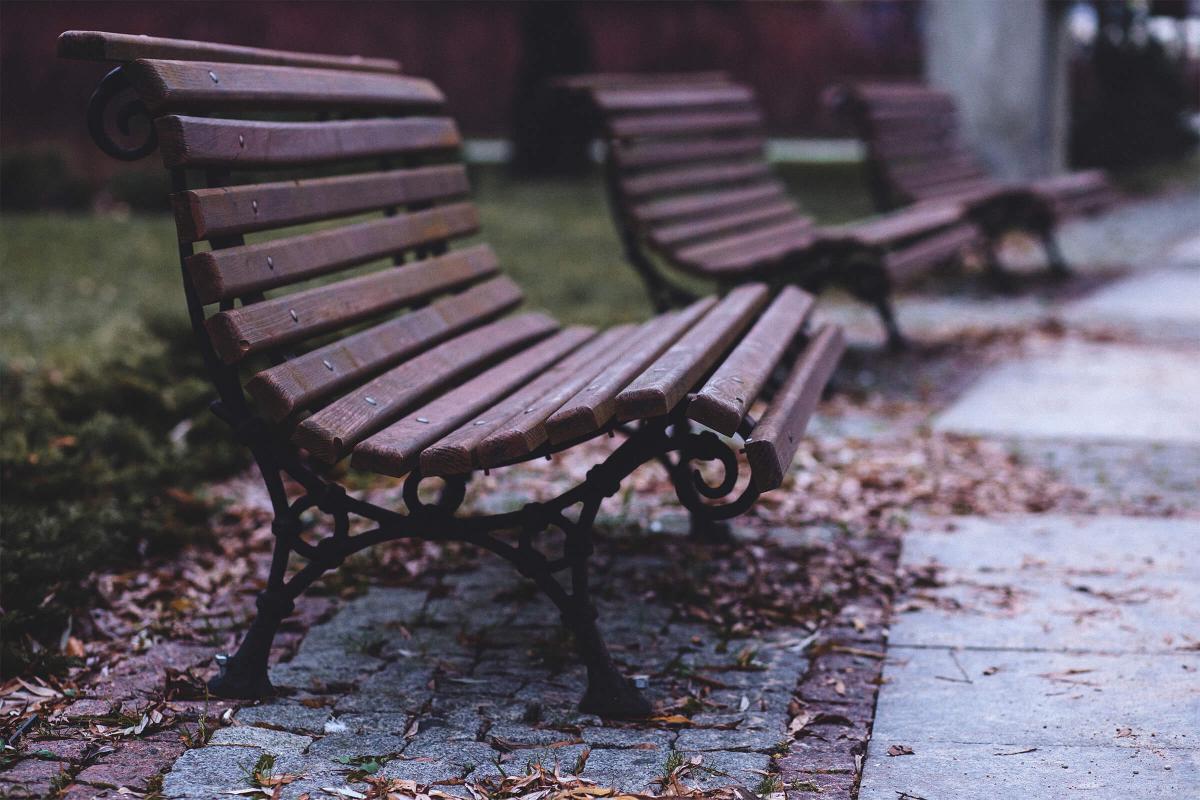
[554,71,731,91]
[421,326,635,476]
[675,218,816,274]
[157,115,461,168]
[172,164,469,242]
[186,202,480,304]
[205,245,498,363]
[883,222,980,283]
[125,59,442,113]
[57,30,402,73]
[246,276,523,421]
[609,109,764,139]
[352,328,595,477]
[821,202,963,248]
[294,313,559,464]
[745,325,845,492]
[622,161,772,198]
[687,287,816,436]
[594,84,754,112]
[613,136,766,169]
[615,284,770,420]
[634,183,786,224]
[651,201,801,248]
[545,299,717,445]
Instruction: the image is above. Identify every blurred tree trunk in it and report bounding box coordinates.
[510,1,595,177]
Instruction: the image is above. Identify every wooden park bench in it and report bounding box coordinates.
[59,31,846,718]
[586,76,985,349]
[827,81,1119,279]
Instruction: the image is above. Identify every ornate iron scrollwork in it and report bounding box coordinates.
[86,67,158,161]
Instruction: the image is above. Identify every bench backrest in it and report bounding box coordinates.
[594,79,808,280]
[829,82,992,210]
[62,31,532,437]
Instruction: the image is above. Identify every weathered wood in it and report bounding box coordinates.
[544,299,717,444]
[616,284,769,420]
[421,326,635,476]
[553,71,731,91]
[352,328,595,477]
[57,30,402,72]
[294,313,559,464]
[687,287,815,436]
[246,276,522,421]
[634,183,786,224]
[745,324,845,491]
[187,202,479,304]
[172,164,469,242]
[157,115,461,168]
[650,200,801,248]
[608,109,763,139]
[675,218,816,273]
[205,245,498,363]
[613,136,766,169]
[819,202,963,248]
[883,222,980,283]
[621,161,772,198]
[125,58,443,114]
[594,84,754,112]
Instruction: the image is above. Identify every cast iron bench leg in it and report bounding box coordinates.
[1038,227,1072,280]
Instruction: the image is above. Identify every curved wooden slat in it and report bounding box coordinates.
[157,115,461,168]
[634,183,786,224]
[675,218,816,274]
[125,58,443,113]
[186,202,480,304]
[613,136,765,169]
[745,324,845,492]
[421,325,635,476]
[594,84,755,112]
[650,201,801,248]
[608,109,763,139]
[294,313,560,464]
[58,30,401,72]
[687,287,816,436]
[621,161,772,199]
[615,284,769,420]
[247,275,523,421]
[205,244,498,363]
[172,164,469,242]
[352,328,595,477]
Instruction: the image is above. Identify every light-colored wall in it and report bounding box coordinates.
[923,0,1070,179]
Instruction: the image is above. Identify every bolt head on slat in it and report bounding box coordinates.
[322,359,334,371]
[365,396,378,406]
[416,417,430,424]
[208,70,219,83]
[266,256,274,270]
[289,309,298,322]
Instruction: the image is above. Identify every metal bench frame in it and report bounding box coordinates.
[76,57,795,720]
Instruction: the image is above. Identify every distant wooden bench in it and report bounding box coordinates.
[60,30,846,719]
[586,75,985,349]
[827,81,1119,278]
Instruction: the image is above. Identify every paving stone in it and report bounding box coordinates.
[873,647,1199,749]
[858,740,1200,800]
[408,705,485,742]
[377,755,469,784]
[303,732,409,761]
[579,745,669,792]
[404,740,498,772]
[677,749,772,790]
[208,725,313,754]
[22,737,91,761]
[486,723,581,749]
[161,745,310,798]
[676,719,784,754]
[0,757,68,792]
[581,726,675,751]
[1062,268,1200,344]
[235,701,332,735]
[933,340,1200,444]
[332,712,415,736]
[74,737,186,789]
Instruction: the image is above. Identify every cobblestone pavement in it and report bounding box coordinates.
[161,526,897,798]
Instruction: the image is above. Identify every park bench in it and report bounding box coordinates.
[59,30,846,718]
[587,75,985,349]
[827,81,1119,279]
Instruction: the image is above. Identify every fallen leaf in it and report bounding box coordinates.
[887,744,915,757]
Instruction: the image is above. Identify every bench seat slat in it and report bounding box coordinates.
[158,115,461,168]
[675,218,817,274]
[545,299,716,445]
[294,313,559,464]
[421,325,637,476]
[608,109,764,139]
[352,328,596,477]
[126,58,442,113]
[820,201,964,248]
[205,244,498,363]
[247,275,522,421]
[173,164,469,242]
[613,136,766,169]
[883,222,981,283]
[634,183,787,224]
[58,30,401,73]
[594,85,755,112]
[745,324,845,491]
[650,200,802,248]
[687,286,816,436]
[622,161,772,198]
[616,284,770,420]
[187,202,480,304]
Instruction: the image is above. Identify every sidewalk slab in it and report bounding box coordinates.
[933,341,1200,444]
[1061,268,1200,344]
